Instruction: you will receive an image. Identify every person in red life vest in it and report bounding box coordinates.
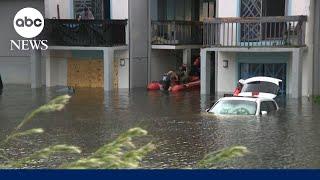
[191,57,201,77]
[233,79,245,96]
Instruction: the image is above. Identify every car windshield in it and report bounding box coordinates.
[209,100,257,115]
[241,81,279,94]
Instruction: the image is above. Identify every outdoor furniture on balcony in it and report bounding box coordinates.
[41,19,127,47]
[203,16,307,47]
[151,21,203,45]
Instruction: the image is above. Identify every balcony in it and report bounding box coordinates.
[203,16,307,48]
[151,21,203,46]
[42,19,127,47]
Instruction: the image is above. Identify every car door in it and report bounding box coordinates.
[266,101,278,112]
[260,101,269,114]
[260,100,277,114]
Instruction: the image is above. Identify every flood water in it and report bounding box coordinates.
[0,85,320,168]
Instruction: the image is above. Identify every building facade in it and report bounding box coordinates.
[200,0,316,98]
[0,0,319,98]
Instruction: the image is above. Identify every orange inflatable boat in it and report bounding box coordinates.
[147,76,200,92]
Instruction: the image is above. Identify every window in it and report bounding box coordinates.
[260,101,277,113]
[240,0,286,41]
[74,0,110,20]
[266,101,277,111]
[210,100,257,115]
[260,102,269,112]
[262,0,285,16]
[158,0,201,21]
[241,81,280,95]
[202,0,216,18]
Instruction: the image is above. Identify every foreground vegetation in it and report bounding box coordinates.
[314,96,320,104]
[0,95,248,169]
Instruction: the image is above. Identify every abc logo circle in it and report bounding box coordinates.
[13,7,44,39]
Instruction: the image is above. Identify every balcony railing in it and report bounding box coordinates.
[41,19,127,47]
[203,16,307,47]
[151,21,203,45]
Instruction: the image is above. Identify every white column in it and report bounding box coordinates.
[200,49,211,94]
[291,49,302,98]
[183,48,192,74]
[45,50,52,87]
[103,48,114,91]
[30,50,42,88]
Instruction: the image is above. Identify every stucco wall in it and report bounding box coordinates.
[216,52,293,95]
[111,0,128,19]
[217,0,239,18]
[129,0,149,88]
[0,57,31,84]
[313,0,320,95]
[215,0,314,96]
[289,0,313,96]
[115,50,129,89]
[44,0,72,19]
[0,0,44,85]
[216,52,237,93]
[46,49,129,89]
[150,50,180,81]
[51,57,68,86]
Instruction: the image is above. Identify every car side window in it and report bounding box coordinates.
[267,101,277,112]
[261,101,277,113]
[260,102,269,112]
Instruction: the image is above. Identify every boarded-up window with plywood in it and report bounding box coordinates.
[67,59,104,88]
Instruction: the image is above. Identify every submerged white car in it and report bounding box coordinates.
[207,76,281,116]
[207,96,279,116]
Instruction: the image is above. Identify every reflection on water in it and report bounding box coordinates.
[0,85,320,168]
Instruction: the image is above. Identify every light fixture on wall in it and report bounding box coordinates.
[120,59,126,67]
[223,60,229,68]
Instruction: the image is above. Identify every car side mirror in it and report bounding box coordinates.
[261,111,268,116]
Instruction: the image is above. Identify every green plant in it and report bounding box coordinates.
[0,95,248,169]
[196,146,249,169]
[314,96,320,104]
[61,128,155,169]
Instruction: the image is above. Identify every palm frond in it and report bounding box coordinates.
[196,146,249,169]
[5,145,81,168]
[4,128,44,143]
[61,128,155,169]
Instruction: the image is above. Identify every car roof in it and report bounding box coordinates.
[243,76,282,85]
[218,96,274,102]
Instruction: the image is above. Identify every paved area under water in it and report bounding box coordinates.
[0,85,320,168]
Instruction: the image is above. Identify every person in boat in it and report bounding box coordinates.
[191,57,200,77]
[0,74,3,95]
[233,79,245,96]
[177,64,189,84]
[160,71,178,91]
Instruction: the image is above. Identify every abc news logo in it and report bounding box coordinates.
[10,7,48,51]
[15,16,42,28]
